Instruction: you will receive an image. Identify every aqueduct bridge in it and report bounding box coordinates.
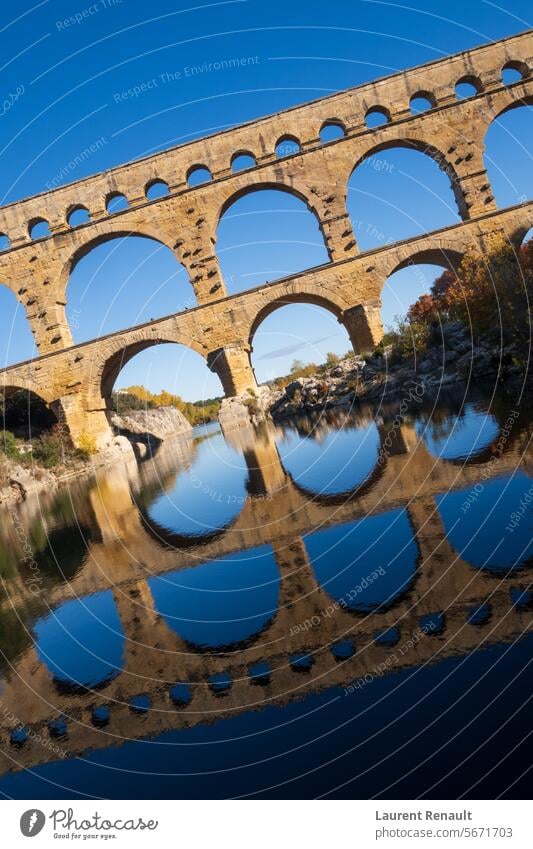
[0,30,531,446]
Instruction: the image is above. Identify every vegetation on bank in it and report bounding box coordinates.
[111,385,221,425]
[377,234,533,366]
[0,390,95,484]
[268,351,348,391]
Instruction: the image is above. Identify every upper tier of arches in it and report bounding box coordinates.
[0,43,528,251]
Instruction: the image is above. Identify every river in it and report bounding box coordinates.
[0,386,531,799]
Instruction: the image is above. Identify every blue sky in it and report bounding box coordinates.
[0,0,531,398]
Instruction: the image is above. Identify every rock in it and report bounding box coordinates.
[218,396,254,429]
[8,465,57,500]
[111,406,192,442]
[285,380,303,400]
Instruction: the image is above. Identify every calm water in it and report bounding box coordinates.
[0,387,532,799]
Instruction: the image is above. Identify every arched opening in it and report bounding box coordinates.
[410,91,436,114]
[67,205,90,227]
[275,135,301,158]
[30,522,93,586]
[484,104,533,207]
[365,106,390,129]
[0,286,36,366]
[0,233,10,251]
[149,545,279,650]
[1,387,64,469]
[455,75,482,99]
[145,179,170,200]
[250,298,352,389]
[231,151,256,172]
[34,590,124,691]
[347,144,461,252]
[501,61,529,86]
[141,420,248,542]
[28,218,51,240]
[106,192,129,213]
[2,387,57,442]
[307,508,418,611]
[276,416,381,497]
[416,402,500,462]
[66,234,191,343]
[105,342,221,416]
[381,255,461,329]
[187,165,212,187]
[217,188,329,295]
[437,470,533,573]
[319,121,345,143]
[145,180,170,200]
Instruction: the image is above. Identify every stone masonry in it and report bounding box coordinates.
[0,30,530,446]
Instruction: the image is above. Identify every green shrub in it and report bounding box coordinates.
[31,434,63,468]
[0,431,20,461]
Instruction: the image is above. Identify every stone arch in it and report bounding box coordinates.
[1,382,56,411]
[501,59,530,85]
[67,226,179,277]
[381,243,465,282]
[215,183,331,295]
[97,333,210,404]
[230,150,257,172]
[378,243,464,328]
[409,90,437,114]
[0,283,38,367]
[348,136,468,225]
[247,286,351,351]
[1,383,58,443]
[61,227,191,342]
[504,214,533,249]
[483,98,533,207]
[216,180,323,228]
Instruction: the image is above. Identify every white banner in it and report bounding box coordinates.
[2,799,532,847]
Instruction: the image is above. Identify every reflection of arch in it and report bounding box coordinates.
[149,547,280,651]
[138,507,239,550]
[416,404,502,466]
[437,471,533,574]
[308,508,419,612]
[283,427,386,507]
[34,590,124,694]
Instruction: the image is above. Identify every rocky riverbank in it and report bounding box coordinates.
[219,322,527,427]
[0,406,193,504]
[111,405,192,457]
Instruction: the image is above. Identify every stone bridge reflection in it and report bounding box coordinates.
[0,411,531,775]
